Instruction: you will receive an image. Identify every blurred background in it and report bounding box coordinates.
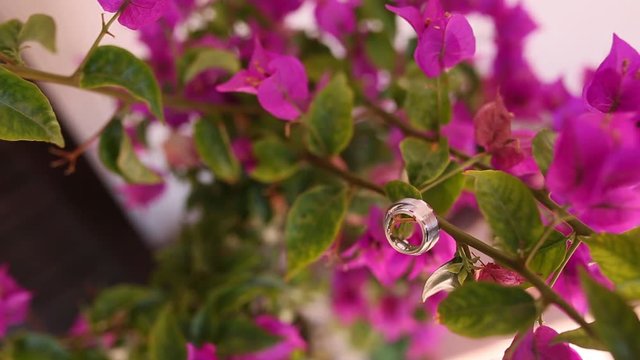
[1,0,638,358]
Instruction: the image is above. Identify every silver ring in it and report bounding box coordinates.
[383,198,439,256]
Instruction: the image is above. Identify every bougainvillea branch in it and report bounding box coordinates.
[1,0,639,358]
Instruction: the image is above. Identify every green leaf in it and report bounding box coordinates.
[400,137,449,188]
[286,185,349,278]
[554,323,608,351]
[580,271,640,360]
[384,180,422,202]
[80,45,163,121]
[90,285,149,325]
[421,162,465,214]
[528,231,566,279]
[304,73,354,156]
[178,47,239,84]
[404,73,450,130]
[7,333,70,360]
[149,307,187,360]
[0,19,23,62]
[365,32,395,70]
[18,14,56,52]
[250,137,299,183]
[98,119,161,184]
[194,118,241,183]
[0,66,63,146]
[532,129,556,175]
[405,81,439,131]
[438,282,537,338]
[469,170,543,255]
[585,227,640,299]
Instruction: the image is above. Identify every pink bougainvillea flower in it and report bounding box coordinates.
[387,0,475,77]
[584,34,640,113]
[97,0,170,30]
[331,268,369,324]
[442,102,476,155]
[490,4,544,117]
[233,315,306,360]
[315,0,359,41]
[474,96,543,187]
[474,94,513,152]
[546,114,640,233]
[231,138,258,173]
[443,0,505,16]
[119,182,166,208]
[504,325,582,360]
[476,262,525,286]
[187,343,218,360]
[553,244,612,314]
[495,130,544,189]
[352,43,380,99]
[369,294,418,341]
[341,207,455,287]
[0,265,31,338]
[407,323,445,360]
[217,40,309,121]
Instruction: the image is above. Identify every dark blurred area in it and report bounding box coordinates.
[0,114,153,334]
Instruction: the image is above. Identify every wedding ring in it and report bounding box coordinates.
[383,198,439,256]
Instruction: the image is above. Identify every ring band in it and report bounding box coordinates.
[383,198,439,256]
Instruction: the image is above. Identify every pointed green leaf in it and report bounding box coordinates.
[250,137,299,183]
[98,119,161,184]
[80,46,163,121]
[365,32,395,70]
[532,129,556,175]
[194,118,241,183]
[469,170,544,255]
[405,81,439,131]
[421,162,465,214]
[0,19,23,63]
[554,323,608,351]
[585,227,640,299]
[438,282,537,337]
[528,231,566,279]
[286,185,348,278]
[18,14,56,52]
[149,307,187,360]
[178,47,239,84]
[400,137,449,188]
[384,180,422,202]
[304,73,354,156]
[581,271,640,359]
[0,66,63,146]
[117,130,162,183]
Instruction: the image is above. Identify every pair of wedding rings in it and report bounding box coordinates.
[383,198,440,255]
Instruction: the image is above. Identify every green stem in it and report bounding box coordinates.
[419,153,486,193]
[72,10,122,79]
[0,63,255,115]
[303,153,595,337]
[438,217,594,335]
[549,238,583,288]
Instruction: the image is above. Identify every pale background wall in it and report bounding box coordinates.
[2,1,637,358]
